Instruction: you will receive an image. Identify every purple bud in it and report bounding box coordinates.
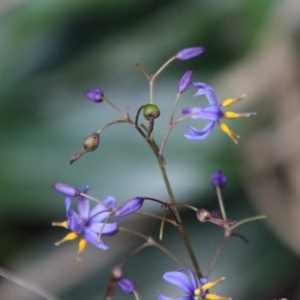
[117,277,135,294]
[178,70,193,93]
[175,46,205,61]
[210,170,227,189]
[85,89,104,103]
[115,197,144,218]
[53,183,80,197]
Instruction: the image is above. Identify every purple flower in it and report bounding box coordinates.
[85,88,104,103]
[115,197,144,218]
[175,47,205,61]
[182,82,256,144]
[178,70,193,94]
[52,187,118,259]
[158,268,231,300]
[210,170,227,189]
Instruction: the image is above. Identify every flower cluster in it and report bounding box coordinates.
[50,46,271,300]
[52,183,143,260]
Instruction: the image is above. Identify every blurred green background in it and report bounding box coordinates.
[1,0,300,299]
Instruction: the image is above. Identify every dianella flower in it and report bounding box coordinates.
[182,82,256,143]
[158,268,231,300]
[52,187,118,259]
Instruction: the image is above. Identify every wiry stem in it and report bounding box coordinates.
[134,124,202,278]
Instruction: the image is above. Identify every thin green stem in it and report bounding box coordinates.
[216,186,227,221]
[156,157,202,278]
[229,215,267,231]
[119,227,184,267]
[148,56,176,104]
[134,122,202,277]
[103,97,128,119]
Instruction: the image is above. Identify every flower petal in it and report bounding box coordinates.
[163,271,194,295]
[184,122,215,140]
[89,222,118,236]
[192,82,218,106]
[77,195,90,220]
[103,196,117,208]
[182,106,220,121]
[89,203,111,222]
[84,229,109,250]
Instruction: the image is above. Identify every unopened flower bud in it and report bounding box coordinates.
[178,70,193,93]
[210,170,227,189]
[115,197,144,218]
[111,267,135,294]
[142,104,160,121]
[53,182,80,197]
[175,46,205,61]
[85,88,104,103]
[83,132,100,151]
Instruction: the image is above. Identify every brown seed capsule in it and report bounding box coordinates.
[83,132,100,151]
[70,133,100,164]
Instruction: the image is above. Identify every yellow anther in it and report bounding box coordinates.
[223,111,240,119]
[221,95,246,107]
[54,232,78,246]
[224,111,254,119]
[52,220,68,229]
[202,277,225,291]
[205,293,232,300]
[77,239,87,261]
[218,123,240,144]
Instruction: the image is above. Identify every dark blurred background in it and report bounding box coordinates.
[0,0,300,299]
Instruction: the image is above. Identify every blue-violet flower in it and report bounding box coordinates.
[182,82,256,143]
[52,186,118,259]
[158,268,231,300]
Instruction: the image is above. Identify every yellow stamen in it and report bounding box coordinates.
[77,239,87,261]
[205,293,232,300]
[218,123,240,144]
[52,220,68,229]
[54,232,78,246]
[221,95,246,107]
[223,111,253,119]
[202,277,225,291]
